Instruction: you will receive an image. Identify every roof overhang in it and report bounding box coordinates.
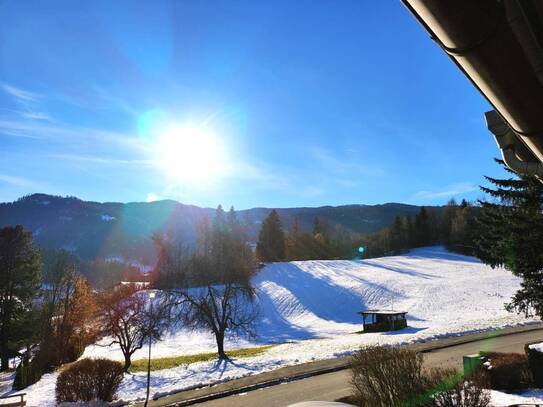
[401,0,543,175]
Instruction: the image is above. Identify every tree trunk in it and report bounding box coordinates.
[0,334,9,371]
[123,353,132,372]
[0,353,8,371]
[216,331,227,359]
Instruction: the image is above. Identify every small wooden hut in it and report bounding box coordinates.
[358,309,408,332]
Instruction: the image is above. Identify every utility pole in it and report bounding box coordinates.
[144,290,156,407]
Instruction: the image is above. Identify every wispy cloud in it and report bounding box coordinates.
[0,173,40,188]
[91,86,138,116]
[49,153,152,167]
[311,146,384,177]
[1,83,54,122]
[413,182,478,200]
[19,111,54,122]
[1,83,42,103]
[0,119,146,152]
[226,161,291,190]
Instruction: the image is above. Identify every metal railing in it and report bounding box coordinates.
[0,393,26,407]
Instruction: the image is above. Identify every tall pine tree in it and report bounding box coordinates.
[256,210,286,262]
[476,159,543,319]
[0,225,41,371]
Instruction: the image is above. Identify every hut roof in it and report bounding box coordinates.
[358,309,407,316]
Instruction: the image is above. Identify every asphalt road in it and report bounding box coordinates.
[195,329,543,407]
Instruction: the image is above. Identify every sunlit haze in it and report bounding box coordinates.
[0,1,509,208]
[154,124,227,186]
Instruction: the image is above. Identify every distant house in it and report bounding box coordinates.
[115,281,151,291]
[358,309,408,332]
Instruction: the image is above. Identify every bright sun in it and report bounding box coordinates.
[155,125,225,185]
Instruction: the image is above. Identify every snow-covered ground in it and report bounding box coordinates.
[491,389,543,406]
[12,247,540,406]
[529,341,543,352]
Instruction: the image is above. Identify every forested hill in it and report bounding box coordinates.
[0,193,441,262]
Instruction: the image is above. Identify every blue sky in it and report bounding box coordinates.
[0,0,506,209]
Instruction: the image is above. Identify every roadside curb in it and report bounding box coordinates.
[138,323,543,406]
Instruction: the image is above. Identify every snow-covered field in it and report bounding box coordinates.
[12,247,541,406]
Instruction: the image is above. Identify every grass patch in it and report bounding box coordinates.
[129,345,275,372]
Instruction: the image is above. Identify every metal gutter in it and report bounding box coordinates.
[486,110,543,179]
[401,0,543,166]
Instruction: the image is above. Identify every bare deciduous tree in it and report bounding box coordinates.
[98,286,168,371]
[179,282,258,359]
[163,206,259,359]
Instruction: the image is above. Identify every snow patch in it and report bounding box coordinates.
[529,341,543,353]
[101,214,116,221]
[490,389,543,406]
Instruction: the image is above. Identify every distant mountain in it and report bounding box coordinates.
[0,193,441,264]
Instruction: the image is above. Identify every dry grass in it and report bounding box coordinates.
[129,345,275,372]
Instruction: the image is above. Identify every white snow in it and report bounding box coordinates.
[105,255,125,263]
[130,261,153,274]
[529,341,543,353]
[490,389,543,406]
[0,372,16,395]
[101,214,116,221]
[14,247,538,406]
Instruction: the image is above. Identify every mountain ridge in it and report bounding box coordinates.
[0,193,443,263]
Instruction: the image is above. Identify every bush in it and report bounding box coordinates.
[13,356,44,390]
[525,343,543,388]
[56,358,124,403]
[350,346,430,407]
[424,367,490,407]
[350,347,491,407]
[477,352,532,391]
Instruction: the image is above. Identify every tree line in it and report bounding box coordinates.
[0,204,259,391]
[0,228,167,388]
[255,202,479,263]
[359,200,479,258]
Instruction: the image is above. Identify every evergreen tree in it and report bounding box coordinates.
[414,207,431,247]
[476,159,543,319]
[450,202,477,255]
[286,217,301,260]
[389,216,405,254]
[0,225,41,371]
[313,217,323,236]
[405,216,415,248]
[256,210,286,262]
[441,198,458,248]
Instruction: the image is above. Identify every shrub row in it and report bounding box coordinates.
[350,345,490,407]
[13,334,87,390]
[475,345,543,392]
[476,351,532,391]
[525,343,543,388]
[56,358,124,403]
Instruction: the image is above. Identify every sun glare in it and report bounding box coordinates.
[155,125,226,185]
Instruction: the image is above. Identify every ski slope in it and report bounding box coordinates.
[19,247,538,406]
